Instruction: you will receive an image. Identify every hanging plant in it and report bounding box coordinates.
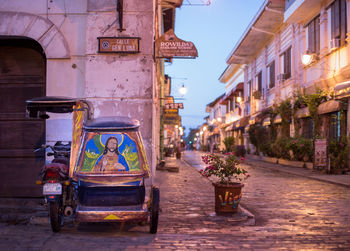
[253,90,262,100]
[303,89,328,137]
[292,92,307,137]
[274,99,292,137]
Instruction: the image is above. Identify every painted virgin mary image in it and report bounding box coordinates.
[94,136,128,172]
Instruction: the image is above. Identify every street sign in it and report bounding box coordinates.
[98,37,140,53]
[163,114,181,125]
[164,103,183,109]
[163,108,178,115]
[314,139,327,169]
[155,29,198,58]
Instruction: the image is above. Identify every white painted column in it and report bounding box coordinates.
[319,7,329,57]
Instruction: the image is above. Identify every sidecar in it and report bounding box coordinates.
[73,117,159,233]
[26,97,159,233]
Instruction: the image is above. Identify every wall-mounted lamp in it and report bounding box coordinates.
[179,84,188,96]
[301,53,318,66]
[236,96,242,103]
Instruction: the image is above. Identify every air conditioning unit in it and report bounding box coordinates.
[329,38,340,51]
[277,73,287,82]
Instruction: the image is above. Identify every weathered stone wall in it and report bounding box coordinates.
[0,0,156,169]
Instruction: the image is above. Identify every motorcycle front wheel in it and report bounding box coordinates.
[49,201,63,232]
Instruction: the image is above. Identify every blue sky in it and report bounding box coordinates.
[165,0,265,134]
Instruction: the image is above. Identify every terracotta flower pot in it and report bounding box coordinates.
[213,182,243,215]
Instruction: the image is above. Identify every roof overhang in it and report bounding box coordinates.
[284,0,323,24]
[226,0,284,64]
[220,83,244,104]
[206,94,225,109]
[335,80,350,99]
[161,0,183,8]
[219,64,243,83]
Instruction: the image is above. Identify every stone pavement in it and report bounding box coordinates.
[0,152,350,250]
[244,156,350,188]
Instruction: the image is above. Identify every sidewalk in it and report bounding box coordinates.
[244,156,350,188]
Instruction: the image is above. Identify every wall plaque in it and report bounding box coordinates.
[98,37,140,53]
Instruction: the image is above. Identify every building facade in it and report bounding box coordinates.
[206,0,349,169]
[0,0,182,196]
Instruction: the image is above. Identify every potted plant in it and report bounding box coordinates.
[200,153,250,214]
[253,90,262,100]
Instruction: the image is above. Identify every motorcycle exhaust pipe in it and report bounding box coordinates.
[64,206,73,216]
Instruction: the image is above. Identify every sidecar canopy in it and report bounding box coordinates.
[83,117,140,131]
[26,96,78,117]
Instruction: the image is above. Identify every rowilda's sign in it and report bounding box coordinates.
[155,29,198,58]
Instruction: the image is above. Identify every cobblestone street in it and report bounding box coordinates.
[0,150,350,250]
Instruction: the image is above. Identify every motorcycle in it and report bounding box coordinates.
[27,96,159,233]
[35,142,74,232]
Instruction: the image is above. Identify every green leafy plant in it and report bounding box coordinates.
[292,92,307,137]
[274,99,292,138]
[328,136,349,170]
[200,153,249,184]
[271,137,292,159]
[303,89,328,137]
[260,141,275,157]
[223,136,235,153]
[287,137,313,161]
[248,124,267,154]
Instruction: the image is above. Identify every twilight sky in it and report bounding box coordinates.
[165,0,265,134]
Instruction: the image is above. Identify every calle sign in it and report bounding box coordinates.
[155,29,198,58]
[98,37,140,53]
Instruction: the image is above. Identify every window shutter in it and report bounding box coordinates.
[315,16,320,54]
[340,0,347,45]
[270,61,275,88]
[308,19,315,52]
[333,0,341,39]
[284,48,291,79]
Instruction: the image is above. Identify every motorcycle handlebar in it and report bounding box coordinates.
[34,144,70,155]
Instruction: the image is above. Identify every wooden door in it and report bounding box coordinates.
[0,38,46,197]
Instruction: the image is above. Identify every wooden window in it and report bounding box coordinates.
[267,61,275,88]
[329,112,342,140]
[330,0,347,46]
[302,117,314,139]
[256,71,262,92]
[247,80,252,101]
[280,47,291,80]
[307,15,320,54]
[230,98,234,112]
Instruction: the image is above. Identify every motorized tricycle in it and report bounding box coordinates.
[26,97,159,233]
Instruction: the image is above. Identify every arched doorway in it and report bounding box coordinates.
[0,36,46,197]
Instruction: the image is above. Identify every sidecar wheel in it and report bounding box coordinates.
[149,187,159,234]
[49,201,62,232]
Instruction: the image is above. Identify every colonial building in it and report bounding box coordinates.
[0,0,183,196]
[205,94,226,152]
[219,64,247,147]
[216,0,350,169]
